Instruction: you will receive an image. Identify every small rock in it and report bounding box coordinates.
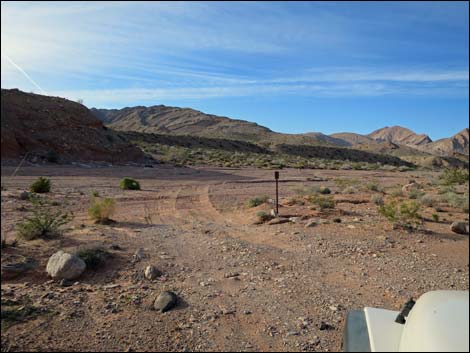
[319,321,335,331]
[305,220,317,228]
[132,248,145,262]
[19,191,30,200]
[450,221,469,235]
[59,279,74,287]
[154,291,177,313]
[224,272,240,279]
[402,182,420,193]
[267,217,290,225]
[144,265,161,280]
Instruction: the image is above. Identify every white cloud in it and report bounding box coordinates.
[1,1,468,103]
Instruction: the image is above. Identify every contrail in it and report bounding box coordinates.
[2,53,46,94]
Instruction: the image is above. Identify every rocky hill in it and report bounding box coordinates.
[329,132,375,146]
[91,105,273,143]
[422,128,469,157]
[368,126,432,146]
[1,89,145,164]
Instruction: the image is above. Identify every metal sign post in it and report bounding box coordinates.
[274,171,279,216]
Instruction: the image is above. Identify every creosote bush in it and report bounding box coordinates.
[247,195,269,208]
[75,246,110,270]
[371,194,384,206]
[16,199,72,240]
[29,177,51,193]
[120,177,141,190]
[307,194,335,210]
[378,199,421,229]
[439,168,469,186]
[88,197,116,224]
[256,211,273,223]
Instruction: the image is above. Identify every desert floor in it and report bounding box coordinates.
[1,165,469,352]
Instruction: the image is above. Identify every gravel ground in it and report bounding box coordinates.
[1,165,468,352]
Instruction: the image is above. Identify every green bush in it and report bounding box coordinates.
[432,213,439,222]
[247,195,269,208]
[119,177,140,190]
[444,192,469,213]
[16,199,72,240]
[371,194,384,206]
[88,197,116,223]
[342,186,358,194]
[29,177,51,193]
[293,185,330,196]
[256,211,273,223]
[334,178,360,192]
[75,246,110,270]
[91,190,100,197]
[419,194,439,208]
[378,199,421,229]
[408,188,425,200]
[308,195,335,210]
[439,168,469,186]
[366,182,382,192]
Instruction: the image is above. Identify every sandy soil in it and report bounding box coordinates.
[1,165,469,352]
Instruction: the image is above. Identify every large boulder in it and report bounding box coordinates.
[450,222,469,235]
[46,251,86,280]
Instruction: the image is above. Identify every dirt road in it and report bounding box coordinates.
[1,165,468,351]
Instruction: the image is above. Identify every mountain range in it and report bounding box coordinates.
[92,105,469,158]
[1,89,468,168]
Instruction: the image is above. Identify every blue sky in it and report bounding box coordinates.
[1,1,468,140]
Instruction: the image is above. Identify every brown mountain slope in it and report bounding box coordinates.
[91,106,343,148]
[91,105,273,142]
[1,89,145,164]
[421,128,469,157]
[368,126,432,146]
[302,132,351,146]
[329,132,375,146]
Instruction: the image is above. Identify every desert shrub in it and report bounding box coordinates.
[286,196,305,206]
[29,177,51,193]
[419,194,439,208]
[444,192,469,213]
[439,168,469,186]
[119,177,140,190]
[389,188,404,198]
[247,195,269,208]
[256,211,273,223]
[432,213,439,222]
[16,199,72,240]
[438,185,456,195]
[371,194,384,206]
[88,197,116,223]
[366,182,383,192]
[308,195,335,210]
[342,186,358,194]
[334,178,360,192]
[318,186,331,194]
[293,185,330,196]
[75,246,110,270]
[408,188,425,200]
[91,190,100,197]
[378,199,421,229]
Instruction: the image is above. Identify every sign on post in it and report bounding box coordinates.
[274,171,279,216]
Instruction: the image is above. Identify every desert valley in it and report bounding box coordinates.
[1,88,469,351]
